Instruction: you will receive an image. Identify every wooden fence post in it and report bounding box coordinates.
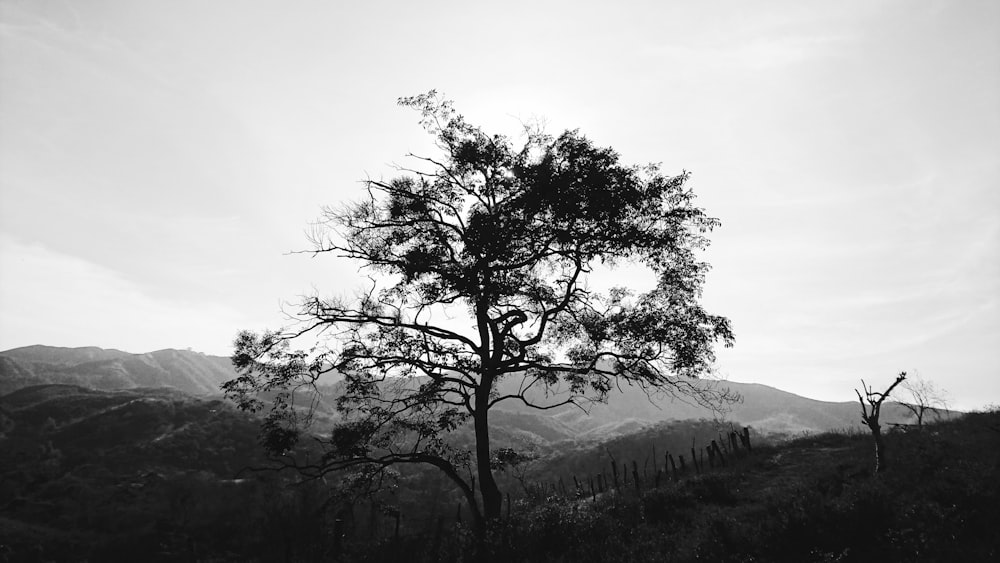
[712,440,727,467]
[632,460,641,493]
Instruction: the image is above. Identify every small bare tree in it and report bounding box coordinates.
[899,373,948,429]
[856,372,907,474]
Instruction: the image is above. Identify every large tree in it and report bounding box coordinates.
[223,92,734,530]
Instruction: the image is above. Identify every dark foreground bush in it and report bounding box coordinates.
[347,409,1000,563]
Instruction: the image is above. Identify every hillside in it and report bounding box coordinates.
[0,380,992,561]
[494,377,923,439]
[0,345,938,445]
[346,408,1000,562]
[0,345,236,396]
[0,384,300,560]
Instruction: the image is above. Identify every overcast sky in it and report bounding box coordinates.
[1,0,997,409]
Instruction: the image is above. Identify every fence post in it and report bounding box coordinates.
[712,440,727,467]
[632,460,641,493]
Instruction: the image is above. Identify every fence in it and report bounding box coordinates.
[325,426,755,559]
[526,426,754,502]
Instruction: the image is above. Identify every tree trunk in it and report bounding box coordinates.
[872,425,886,474]
[474,396,502,525]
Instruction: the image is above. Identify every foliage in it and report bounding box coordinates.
[344,407,1000,562]
[3,384,997,561]
[223,91,733,526]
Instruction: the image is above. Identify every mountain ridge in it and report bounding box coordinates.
[1,345,933,436]
[0,345,235,397]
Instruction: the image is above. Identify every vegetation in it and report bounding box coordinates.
[224,91,734,530]
[855,372,907,474]
[3,383,997,561]
[341,406,1000,562]
[898,373,950,429]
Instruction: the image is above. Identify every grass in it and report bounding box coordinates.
[349,408,1000,562]
[2,403,996,561]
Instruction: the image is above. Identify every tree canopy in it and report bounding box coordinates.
[223,91,734,530]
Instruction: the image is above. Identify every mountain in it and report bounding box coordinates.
[1,345,932,440]
[494,377,923,438]
[0,345,236,396]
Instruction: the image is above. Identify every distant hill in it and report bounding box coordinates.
[0,345,236,396]
[0,345,936,439]
[494,377,926,438]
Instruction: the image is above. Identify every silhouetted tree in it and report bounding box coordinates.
[223,91,734,531]
[899,373,948,429]
[856,372,906,474]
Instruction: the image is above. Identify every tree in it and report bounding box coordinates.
[223,91,734,531]
[855,372,907,474]
[898,373,948,429]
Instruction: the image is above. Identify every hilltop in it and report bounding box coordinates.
[0,345,934,442]
[0,345,236,396]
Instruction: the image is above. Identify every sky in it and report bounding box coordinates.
[1,0,997,409]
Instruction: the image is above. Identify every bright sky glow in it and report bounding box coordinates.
[1,0,997,409]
